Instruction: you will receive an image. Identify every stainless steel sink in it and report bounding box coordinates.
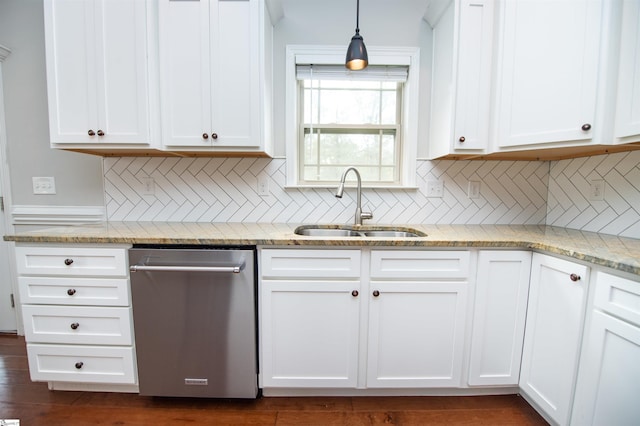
[294,226,426,238]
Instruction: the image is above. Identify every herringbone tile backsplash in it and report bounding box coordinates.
[103,150,640,238]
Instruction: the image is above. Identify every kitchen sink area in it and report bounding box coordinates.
[293,225,427,238]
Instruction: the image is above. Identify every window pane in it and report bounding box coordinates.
[319,90,380,124]
[303,130,318,164]
[381,134,396,165]
[381,90,397,125]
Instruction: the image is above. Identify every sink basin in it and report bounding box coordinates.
[294,226,426,238]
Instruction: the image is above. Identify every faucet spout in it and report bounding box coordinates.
[335,167,373,225]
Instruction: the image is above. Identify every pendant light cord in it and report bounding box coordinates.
[355,0,360,33]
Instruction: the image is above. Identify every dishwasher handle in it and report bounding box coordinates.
[130,264,243,273]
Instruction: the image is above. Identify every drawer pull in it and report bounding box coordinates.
[570,273,581,282]
[373,290,380,297]
[351,290,359,297]
[64,258,74,266]
[70,322,79,330]
[67,289,76,296]
[75,362,83,369]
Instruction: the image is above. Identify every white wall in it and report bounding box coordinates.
[0,0,104,210]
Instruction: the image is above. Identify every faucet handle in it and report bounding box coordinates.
[361,211,373,221]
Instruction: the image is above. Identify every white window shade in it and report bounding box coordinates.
[295,65,409,82]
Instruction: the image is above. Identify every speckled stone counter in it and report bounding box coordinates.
[4,222,640,276]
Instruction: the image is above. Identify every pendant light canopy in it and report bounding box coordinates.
[345,0,368,70]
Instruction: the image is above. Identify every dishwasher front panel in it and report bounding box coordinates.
[129,247,258,398]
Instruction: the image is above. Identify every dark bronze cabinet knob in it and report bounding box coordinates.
[211,133,218,140]
[70,322,79,330]
[202,133,209,139]
[351,290,359,297]
[87,130,95,136]
[459,136,466,143]
[372,290,380,297]
[67,289,76,296]
[581,123,591,131]
[97,130,105,136]
[75,362,83,369]
[64,258,74,266]
[570,273,581,282]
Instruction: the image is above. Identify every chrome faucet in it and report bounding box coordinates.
[335,167,373,225]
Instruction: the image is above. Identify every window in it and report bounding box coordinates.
[297,65,407,184]
[285,46,420,188]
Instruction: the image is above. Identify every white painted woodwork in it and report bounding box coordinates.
[22,305,132,345]
[18,277,130,306]
[615,0,640,141]
[260,249,361,278]
[468,251,531,386]
[370,250,469,279]
[26,343,136,384]
[260,280,360,388]
[44,0,151,146]
[159,0,267,151]
[366,280,468,388]
[495,0,602,148]
[14,246,128,277]
[571,272,640,425]
[520,253,589,426]
[429,0,494,158]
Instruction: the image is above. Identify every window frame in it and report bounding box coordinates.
[285,45,420,188]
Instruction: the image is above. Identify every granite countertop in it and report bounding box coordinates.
[4,222,640,276]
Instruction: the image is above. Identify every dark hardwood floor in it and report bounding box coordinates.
[0,334,548,425]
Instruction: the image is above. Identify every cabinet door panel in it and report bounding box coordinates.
[496,0,602,147]
[615,0,640,140]
[367,281,467,387]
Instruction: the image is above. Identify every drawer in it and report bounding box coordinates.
[594,271,640,326]
[370,250,470,279]
[261,249,361,278]
[15,246,128,277]
[19,276,130,306]
[27,343,136,384]
[22,305,133,345]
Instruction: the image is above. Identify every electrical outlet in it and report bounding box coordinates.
[589,180,604,201]
[142,177,155,196]
[468,181,481,199]
[32,177,56,195]
[257,176,269,196]
[427,180,444,198]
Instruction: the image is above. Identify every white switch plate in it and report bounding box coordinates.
[32,177,56,195]
[589,180,605,201]
[427,180,444,198]
[257,176,269,196]
[141,177,155,196]
[468,181,481,199]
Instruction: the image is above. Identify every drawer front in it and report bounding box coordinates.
[27,343,136,384]
[22,305,133,345]
[371,250,470,279]
[594,271,640,326]
[261,249,361,278]
[15,246,128,277]
[19,277,130,306]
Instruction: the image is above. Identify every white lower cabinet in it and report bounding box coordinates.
[570,271,640,426]
[519,253,590,426]
[16,244,137,387]
[468,251,531,386]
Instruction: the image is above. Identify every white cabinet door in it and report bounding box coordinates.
[366,281,468,388]
[615,0,640,142]
[520,253,589,426]
[160,0,263,150]
[44,0,151,146]
[468,251,531,386]
[260,280,361,388]
[495,0,603,148]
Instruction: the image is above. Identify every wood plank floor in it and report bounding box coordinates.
[0,334,548,425]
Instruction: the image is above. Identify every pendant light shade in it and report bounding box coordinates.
[345,0,368,70]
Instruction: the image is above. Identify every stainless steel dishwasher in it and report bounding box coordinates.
[128,246,258,398]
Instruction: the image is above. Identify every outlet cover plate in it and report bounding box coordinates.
[32,177,56,195]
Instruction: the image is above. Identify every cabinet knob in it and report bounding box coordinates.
[87,130,95,136]
[211,133,218,140]
[202,133,209,139]
[570,273,581,282]
[67,289,76,296]
[351,290,359,297]
[459,136,466,143]
[97,130,105,136]
[75,362,83,369]
[372,290,380,297]
[64,258,74,266]
[581,123,592,131]
[70,322,79,330]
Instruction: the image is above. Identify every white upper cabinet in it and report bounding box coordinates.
[44,0,156,148]
[493,0,604,150]
[614,0,640,143]
[428,0,495,159]
[159,0,273,154]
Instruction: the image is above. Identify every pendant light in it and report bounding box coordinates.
[345,0,368,70]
